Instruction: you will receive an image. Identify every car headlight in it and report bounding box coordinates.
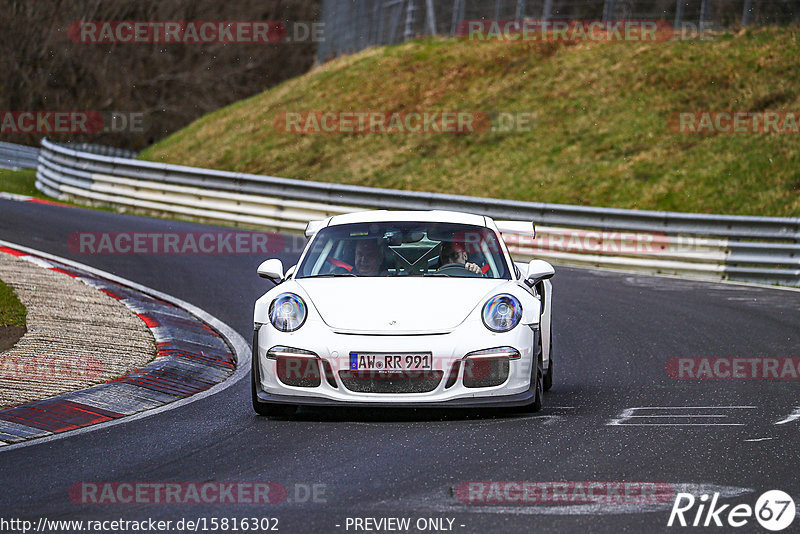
[269,293,307,332]
[482,294,522,332]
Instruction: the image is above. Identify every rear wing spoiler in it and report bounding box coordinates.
[304,218,332,238]
[307,218,535,239]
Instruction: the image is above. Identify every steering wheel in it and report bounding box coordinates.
[437,263,484,277]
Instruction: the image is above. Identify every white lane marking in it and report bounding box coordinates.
[626,415,726,418]
[619,423,744,426]
[625,406,759,409]
[0,239,250,453]
[744,437,774,442]
[607,406,757,426]
[775,406,800,425]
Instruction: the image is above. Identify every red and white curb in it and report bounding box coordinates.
[0,240,249,451]
[0,191,71,207]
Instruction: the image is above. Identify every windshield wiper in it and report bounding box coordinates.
[423,272,452,277]
[301,273,359,278]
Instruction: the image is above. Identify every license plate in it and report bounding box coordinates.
[349,352,432,372]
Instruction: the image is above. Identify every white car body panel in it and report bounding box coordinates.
[292,278,533,333]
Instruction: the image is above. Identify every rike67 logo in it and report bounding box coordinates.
[668,490,796,531]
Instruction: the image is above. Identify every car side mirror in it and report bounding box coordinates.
[526,259,555,285]
[257,259,284,282]
[284,264,297,279]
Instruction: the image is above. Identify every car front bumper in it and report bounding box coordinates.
[252,322,539,407]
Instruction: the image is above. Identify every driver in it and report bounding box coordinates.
[354,239,384,276]
[438,241,482,276]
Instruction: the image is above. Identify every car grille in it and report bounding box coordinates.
[338,370,443,393]
[463,358,509,388]
[276,357,322,388]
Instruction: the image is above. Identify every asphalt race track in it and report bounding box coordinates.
[1,198,799,533]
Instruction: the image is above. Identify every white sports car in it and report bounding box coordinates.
[252,210,554,416]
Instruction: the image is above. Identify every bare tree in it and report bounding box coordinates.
[0,0,320,150]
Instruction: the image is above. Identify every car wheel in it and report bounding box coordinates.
[543,326,553,392]
[543,358,553,392]
[251,361,297,417]
[517,354,543,413]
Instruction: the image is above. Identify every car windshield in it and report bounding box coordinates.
[296,222,511,279]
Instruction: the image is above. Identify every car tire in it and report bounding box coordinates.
[543,358,553,392]
[251,361,297,417]
[543,326,553,392]
[517,354,543,413]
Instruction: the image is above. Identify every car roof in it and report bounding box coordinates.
[326,210,489,227]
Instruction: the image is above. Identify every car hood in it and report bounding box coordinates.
[294,277,507,333]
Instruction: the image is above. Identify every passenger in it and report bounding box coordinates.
[438,241,482,276]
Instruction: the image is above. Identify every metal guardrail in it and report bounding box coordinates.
[35,138,800,286]
[65,143,138,160]
[0,141,40,170]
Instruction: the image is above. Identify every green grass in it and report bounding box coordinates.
[0,168,119,212]
[141,27,800,217]
[0,169,40,198]
[0,278,26,328]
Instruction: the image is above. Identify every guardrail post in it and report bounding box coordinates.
[356,0,368,50]
[389,0,405,43]
[542,0,553,20]
[515,0,526,19]
[425,0,437,34]
[603,0,617,21]
[699,0,710,32]
[450,0,465,36]
[404,0,417,42]
[674,0,684,31]
[375,1,386,45]
[742,0,753,26]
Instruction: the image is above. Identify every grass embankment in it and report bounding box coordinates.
[0,277,26,352]
[0,279,26,328]
[141,27,800,217]
[0,168,104,208]
[0,169,40,198]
